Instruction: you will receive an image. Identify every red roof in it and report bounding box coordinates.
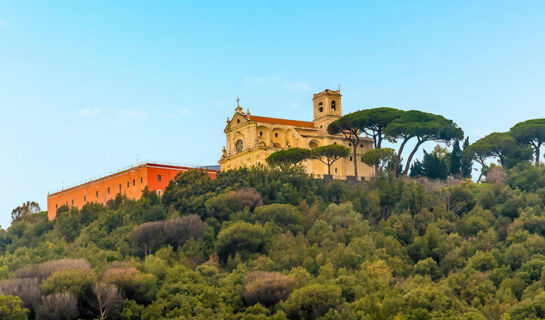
[249,115,315,128]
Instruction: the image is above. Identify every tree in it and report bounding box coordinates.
[327,113,365,180]
[384,110,464,176]
[510,118,545,165]
[36,292,79,320]
[460,137,473,178]
[130,221,165,257]
[0,295,28,320]
[450,139,462,176]
[92,282,122,320]
[311,144,350,175]
[11,201,41,222]
[215,222,266,261]
[163,214,205,248]
[410,147,449,180]
[466,132,532,182]
[345,108,405,149]
[361,148,396,175]
[281,284,342,320]
[266,148,311,169]
[243,272,294,306]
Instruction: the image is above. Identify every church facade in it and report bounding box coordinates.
[218,89,374,180]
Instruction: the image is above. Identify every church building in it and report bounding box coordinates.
[218,89,374,180]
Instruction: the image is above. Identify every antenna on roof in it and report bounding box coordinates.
[338,84,341,92]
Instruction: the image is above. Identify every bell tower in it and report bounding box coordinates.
[313,89,342,133]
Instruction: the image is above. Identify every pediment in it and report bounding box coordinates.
[225,112,250,132]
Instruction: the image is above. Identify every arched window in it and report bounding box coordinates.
[157,189,162,196]
[331,100,336,110]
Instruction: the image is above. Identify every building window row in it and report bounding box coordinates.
[56,175,148,210]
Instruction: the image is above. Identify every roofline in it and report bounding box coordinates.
[249,115,315,128]
[48,162,218,198]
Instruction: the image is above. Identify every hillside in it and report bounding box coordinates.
[2,164,545,319]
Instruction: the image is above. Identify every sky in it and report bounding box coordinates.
[1,1,544,227]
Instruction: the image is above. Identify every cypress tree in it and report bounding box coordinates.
[450,140,462,176]
[461,137,473,178]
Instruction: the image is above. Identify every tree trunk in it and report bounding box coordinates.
[536,144,541,165]
[394,138,409,177]
[327,161,331,175]
[403,139,425,176]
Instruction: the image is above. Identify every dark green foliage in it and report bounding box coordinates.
[266,148,311,168]
[510,118,545,165]
[250,204,303,234]
[450,139,462,176]
[4,165,545,319]
[383,110,464,176]
[215,222,266,261]
[410,149,449,180]
[461,137,473,178]
[281,284,342,320]
[311,144,350,175]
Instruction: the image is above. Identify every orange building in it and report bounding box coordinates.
[47,163,218,220]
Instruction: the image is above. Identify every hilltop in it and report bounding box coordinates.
[2,164,545,319]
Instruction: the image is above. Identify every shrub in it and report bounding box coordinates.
[36,292,78,320]
[251,204,303,234]
[14,258,91,281]
[163,214,205,248]
[215,222,266,261]
[509,291,545,320]
[281,284,342,320]
[205,188,263,220]
[130,221,165,256]
[0,277,41,311]
[467,251,498,272]
[102,264,156,304]
[413,258,440,280]
[41,269,95,296]
[243,271,294,306]
[0,294,28,320]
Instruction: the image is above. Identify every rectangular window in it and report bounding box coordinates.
[108,187,110,194]
[96,191,99,198]
[350,156,353,161]
[140,177,143,183]
[65,201,68,206]
[158,175,162,182]
[133,179,135,186]
[56,204,58,209]
[71,200,74,206]
[127,182,129,188]
[84,195,86,202]
[119,184,122,191]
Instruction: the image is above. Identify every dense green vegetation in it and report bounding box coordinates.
[3,163,545,319]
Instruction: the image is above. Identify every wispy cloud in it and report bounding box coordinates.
[79,108,149,119]
[290,102,298,109]
[0,19,8,27]
[284,82,311,92]
[243,76,280,87]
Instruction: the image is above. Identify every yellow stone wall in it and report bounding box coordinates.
[218,89,374,180]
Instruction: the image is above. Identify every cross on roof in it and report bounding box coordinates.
[236,96,240,107]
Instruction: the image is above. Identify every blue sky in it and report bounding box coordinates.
[1,1,544,227]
